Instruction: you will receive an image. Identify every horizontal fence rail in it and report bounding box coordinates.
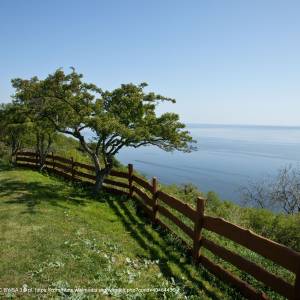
[15,151,300,300]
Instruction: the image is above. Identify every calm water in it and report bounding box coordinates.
[116,124,300,203]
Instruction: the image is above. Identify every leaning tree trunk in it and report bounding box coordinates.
[9,135,21,165]
[77,133,112,194]
[37,153,48,172]
[92,154,112,193]
[94,169,109,192]
[36,132,52,172]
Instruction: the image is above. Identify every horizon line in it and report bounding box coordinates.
[185,122,300,128]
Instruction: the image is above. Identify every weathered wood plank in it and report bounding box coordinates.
[73,161,95,171]
[104,178,129,189]
[193,197,205,261]
[51,155,73,165]
[157,190,196,221]
[156,218,190,248]
[133,195,153,218]
[16,157,37,164]
[51,168,73,181]
[202,238,294,299]
[132,175,152,192]
[74,170,96,181]
[204,216,300,273]
[16,162,37,168]
[157,205,194,239]
[294,267,300,300]
[133,186,154,207]
[53,162,73,174]
[199,255,270,300]
[110,170,129,179]
[104,186,129,197]
[17,151,36,157]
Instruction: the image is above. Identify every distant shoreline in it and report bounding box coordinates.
[186,123,300,129]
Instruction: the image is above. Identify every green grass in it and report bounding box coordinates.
[151,187,295,300]
[0,164,244,300]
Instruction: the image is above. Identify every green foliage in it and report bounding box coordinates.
[0,100,57,170]
[51,134,90,163]
[0,103,35,162]
[245,208,300,251]
[206,194,300,252]
[160,183,204,208]
[206,191,222,210]
[11,68,195,190]
[51,134,123,168]
[159,184,300,252]
[0,142,9,162]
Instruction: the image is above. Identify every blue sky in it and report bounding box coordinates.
[1,0,299,126]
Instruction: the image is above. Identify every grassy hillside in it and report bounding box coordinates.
[49,134,300,253]
[0,163,244,300]
[1,133,298,299]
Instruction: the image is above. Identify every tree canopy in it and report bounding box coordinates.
[0,103,32,162]
[11,68,196,191]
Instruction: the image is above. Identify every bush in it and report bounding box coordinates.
[0,142,10,164]
[246,208,300,251]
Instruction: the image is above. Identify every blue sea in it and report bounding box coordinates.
[115,124,300,203]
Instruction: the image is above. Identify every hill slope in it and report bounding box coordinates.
[0,165,244,299]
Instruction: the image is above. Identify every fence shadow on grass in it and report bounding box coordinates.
[11,153,300,299]
[107,196,242,300]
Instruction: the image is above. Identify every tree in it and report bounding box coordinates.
[271,166,300,214]
[12,69,196,192]
[32,121,57,171]
[0,103,32,163]
[10,77,58,171]
[240,178,273,210]
[241,165,300,214]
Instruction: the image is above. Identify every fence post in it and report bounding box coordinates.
[35,153,38,169]
[152,177,158,223]
[52,152,55,171]
[71,157,75,182]
[295,267,300,300]
[193,197,206,263]
[128,164,133,197]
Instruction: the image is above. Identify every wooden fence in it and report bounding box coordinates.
[16,151,300,300]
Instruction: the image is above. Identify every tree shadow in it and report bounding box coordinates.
[106,197,238,299]
[0,160,13,171]
[0,177,87,214]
